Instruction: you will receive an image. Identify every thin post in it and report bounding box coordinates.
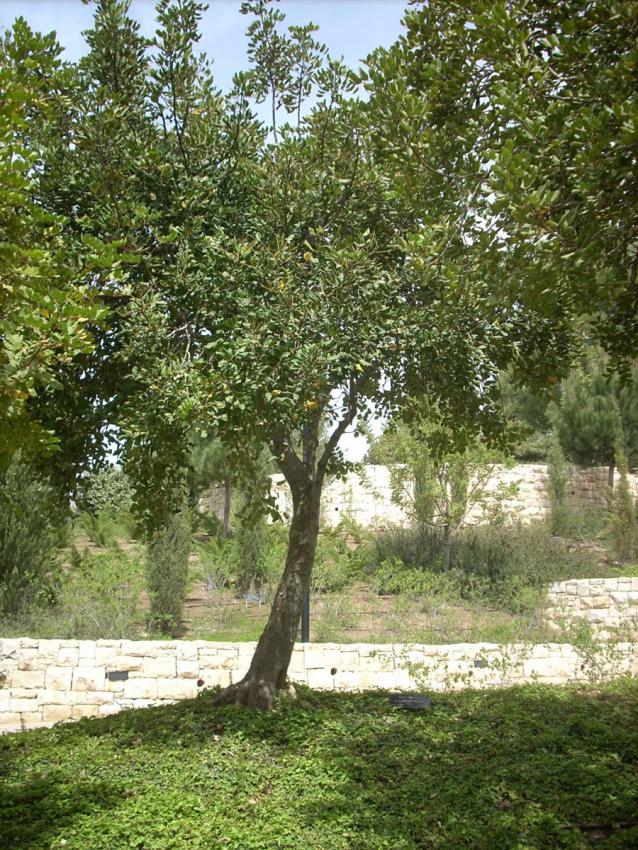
[301,421,311,643]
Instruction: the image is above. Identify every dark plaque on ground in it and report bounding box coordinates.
[388,693,432,711]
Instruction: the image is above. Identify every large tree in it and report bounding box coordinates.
[362,0,637,364]
[20,0,579,707]
[0,21,106,469]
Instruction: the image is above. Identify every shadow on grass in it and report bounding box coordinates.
[1,680,637,849]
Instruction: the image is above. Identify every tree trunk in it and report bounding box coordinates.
[212,479,321,709]
[222,478,232,538]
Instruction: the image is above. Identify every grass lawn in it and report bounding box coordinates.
[1,680,637,850]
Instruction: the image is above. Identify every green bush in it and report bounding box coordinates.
[81,467,134,515]
[146,512,192,634]
[0,456,63,615]
[374,521,602,613]
[311,529,365,593]
[0,550,145,640]
[370,558,457,599]
[76,509,137,548]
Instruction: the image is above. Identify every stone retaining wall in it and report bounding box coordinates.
[546,577,638,639]
[2,636,637,733]
[269,464,637,529]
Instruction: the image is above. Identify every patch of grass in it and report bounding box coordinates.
[1,680,637,849]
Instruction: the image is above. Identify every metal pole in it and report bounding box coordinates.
[301,421,311,643]
[301,591,310,643]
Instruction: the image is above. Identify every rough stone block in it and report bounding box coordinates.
[43,705,73,723]
[176,660,199,679]
[78,640,96,662]
[0,712,23,730]
[72,705,99,719]
[10,697,39,713]
[122,678,157,699]
[307,669,336,689]
[58,647,79,666]
[38,689,73,705]
[10,669,45,689]
[99,704,121,716]
[72,667,106,692]
[156,679,197,699]
[142,656,176,678]
[18,712,43,729]
[104,656,144,673]
[17,650,41,671]
[45,666,73,691]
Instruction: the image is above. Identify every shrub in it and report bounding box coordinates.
[76,509,137,548]
[374,521,602,613]
[234,513,267,591]
[81,467,134,515]
[146,511,192,634]
[0,456,62,615]
[312,529,365,593]
[370,558,456,599]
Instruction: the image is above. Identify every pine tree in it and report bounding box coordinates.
[609,433,636,564]
[549,349,638,489]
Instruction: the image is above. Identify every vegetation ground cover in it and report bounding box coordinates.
[1,680,637,850]
[1,511,623,645]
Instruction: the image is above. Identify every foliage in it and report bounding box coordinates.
[365,0,638,363]
[145,511,192,634]
[75,509,136,549]
[0,455,63,615]
[609,440,637,564]
[546,434,573,536]
[1,681,638,849]
[1,549,145,640]
[80,467,134,516]
[368,417,517,567]
[311,529,366,594]
[369,558,455,600]
[374,522,602,613]
[0,21,106,467]
[549,349,638,473]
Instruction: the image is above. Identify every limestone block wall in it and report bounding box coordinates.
[546,577,638,639]
[269,464,637,529]
[2,637,637,734]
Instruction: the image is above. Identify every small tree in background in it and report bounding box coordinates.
[546,435,572,536]
[145,510,191,634]
[0,455,62,616]
[549,350,638,489]
[190,438,233,537]
[368,414,516,570]
[609,435,636,564]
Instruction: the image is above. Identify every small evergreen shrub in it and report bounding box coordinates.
[0,456,62,615]
[146,511,191,634]
[608,444,636,563]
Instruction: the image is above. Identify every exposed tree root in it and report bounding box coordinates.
[212,677,279,710]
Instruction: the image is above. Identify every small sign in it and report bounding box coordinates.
[106,670,129,682]
[388,693,431,711]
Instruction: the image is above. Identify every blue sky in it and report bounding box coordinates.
[1,1,408,93]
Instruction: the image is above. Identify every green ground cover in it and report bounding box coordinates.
[1,680,637,850]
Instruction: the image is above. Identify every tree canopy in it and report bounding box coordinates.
[1,0,636,706]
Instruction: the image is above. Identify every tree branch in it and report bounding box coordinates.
[317,367,373,476]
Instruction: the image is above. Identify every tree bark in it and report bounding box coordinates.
[212,479,321,709]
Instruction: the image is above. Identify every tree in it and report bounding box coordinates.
[0,21,106,469]
[549,349,638,487]
[367,415,516,569]
[22,0,578,707]
[363,0,637,363]
[190,437,234,537]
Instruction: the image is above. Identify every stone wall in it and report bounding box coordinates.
[2,636,637,733]
[546,577,638,639]
[269,464,637,529]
